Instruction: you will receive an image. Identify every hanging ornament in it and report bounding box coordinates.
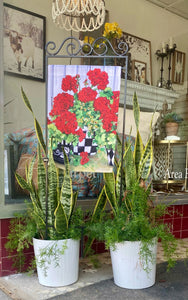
[52,0,105,32]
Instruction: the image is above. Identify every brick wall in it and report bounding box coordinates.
[0,218,34,277]
[163,204,188,239]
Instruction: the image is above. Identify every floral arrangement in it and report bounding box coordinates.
[48,67,120,166]
[103,22,122,41]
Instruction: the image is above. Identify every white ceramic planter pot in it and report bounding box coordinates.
[110,238,157,289]
[33,238,80,287]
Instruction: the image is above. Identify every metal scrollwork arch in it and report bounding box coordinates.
[45,36,128,57]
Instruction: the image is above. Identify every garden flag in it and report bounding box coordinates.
[47,65,121,173]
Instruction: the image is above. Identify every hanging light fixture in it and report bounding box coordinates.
[52,0,105,32]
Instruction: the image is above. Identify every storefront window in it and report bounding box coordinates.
[1,0,188,214]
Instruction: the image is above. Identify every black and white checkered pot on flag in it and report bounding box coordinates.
[53,127,98,164]
[53,142,71,164]
[73,127,98,156]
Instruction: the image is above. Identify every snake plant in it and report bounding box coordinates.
[92,92,153,218]
[84,92,154,255]
[15,88,79,240]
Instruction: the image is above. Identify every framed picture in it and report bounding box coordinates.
[116,32,152,84]
[132,60,147,84]
[3,3,46,81]
[172,50,185,84]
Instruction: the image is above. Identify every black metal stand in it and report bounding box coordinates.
[166,44,176,90]
[155,50,168,88]
[44,37,129,240]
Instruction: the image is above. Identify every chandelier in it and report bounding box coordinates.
[52,0,105,32]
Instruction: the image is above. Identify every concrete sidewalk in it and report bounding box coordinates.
[0,239,187,300]
[0,289,12,299]
[50,260,188,300]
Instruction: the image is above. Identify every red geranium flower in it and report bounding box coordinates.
[80,152,89,165]
[50,93,74,117]
[61,75,80,93]
[76,128,86,142]
[94,97,110,112]
[87,69,109,90]
[54,111,78,135]
[78,87,97,103]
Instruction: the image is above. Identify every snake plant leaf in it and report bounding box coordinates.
[21,87,46,155]
[34,119,46,156]
[48,141,58,208]
[124,142,136,189]
[139,113,154,180]
[58,147,74,223]
[62,147,70,175]
[54,201,68,233]
[30,193,46,234]
[15,173,33,193]
[139,139,153,180]
[60,173,73,225]
[104,172,118,214]
[116,160,126,202]
[134,129,144,176]
[21,87,33,114]
[25,153,36,183]
[123,139,132,161]
[15,173,44,229]
[71,191,78,219]
[114,140,132,198]
[116,134,123,160]
[133,92,140,130]
[37,143,46,214]
[91,186,107,222]
[25,149,46,230]
[57,167,65,190]
[27,150,45,212]
[47,141,59,238]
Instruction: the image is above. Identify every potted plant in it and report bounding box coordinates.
[86,93,178,289]
[7,88,84,287]
[163,112,183,137]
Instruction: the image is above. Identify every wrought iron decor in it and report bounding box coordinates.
[44,36,129,237]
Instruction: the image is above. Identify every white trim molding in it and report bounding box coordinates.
[120,80,179,111]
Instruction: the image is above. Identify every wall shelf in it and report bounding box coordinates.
[120,80,179,111]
